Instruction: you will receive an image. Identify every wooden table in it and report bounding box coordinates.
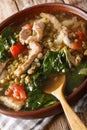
[0,0,87,130]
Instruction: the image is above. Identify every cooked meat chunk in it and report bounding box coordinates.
[25,19,45,43]
[19,29,31,45]
[15,41,42,76]
[56,26,73,48]
[0,60,8,74]
[40,12,62,32]
[0,96,25,111]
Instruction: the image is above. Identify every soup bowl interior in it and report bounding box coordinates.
[0,3,87,119]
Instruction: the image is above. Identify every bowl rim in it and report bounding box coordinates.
[0,3,87,118]
[0,2,87,30]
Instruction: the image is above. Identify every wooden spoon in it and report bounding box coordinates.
[43,74,87,130]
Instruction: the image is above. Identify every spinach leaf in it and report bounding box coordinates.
[0,26,19,62]
[25,89,57,110]
[0,38,8,51]
[65,61,87,94]
[30,72,47,88]
[0,50,10,62]
[0,38,10,62]
[43,47,71,75]
[2,26,11,38]
[2,26,18,46]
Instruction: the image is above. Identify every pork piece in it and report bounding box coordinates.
[56,26,72,48]
[40,13,62,32]
[0,70,6,80]
[15,41,42,76]
[19,28,31,45]
[0,60,8,74]
[62,17,77,27]
[0,96,25,111]
[72,20,86,33]
[25,19,45,43]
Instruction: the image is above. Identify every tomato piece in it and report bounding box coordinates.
[22,24,32,30]
[71,42,82,51]
[76,31,85,41]
[8,84,27,101]
[10,42,25,58]
[71,31,85,51]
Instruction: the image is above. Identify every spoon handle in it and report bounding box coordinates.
[57,93,87,130]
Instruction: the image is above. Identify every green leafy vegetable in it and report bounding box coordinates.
[2,26,12,38]
[0,26,19,62]
[65,61,87,94]
[2,26,18,46]
[0,38,10,62]
[25,89,57,110]
[43,47,71,75]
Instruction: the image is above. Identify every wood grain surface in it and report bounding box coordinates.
[0,0,18,23]
[0,0,87,130]
[44,112,87,130]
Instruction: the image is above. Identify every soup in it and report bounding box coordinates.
[0,12,87,111]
